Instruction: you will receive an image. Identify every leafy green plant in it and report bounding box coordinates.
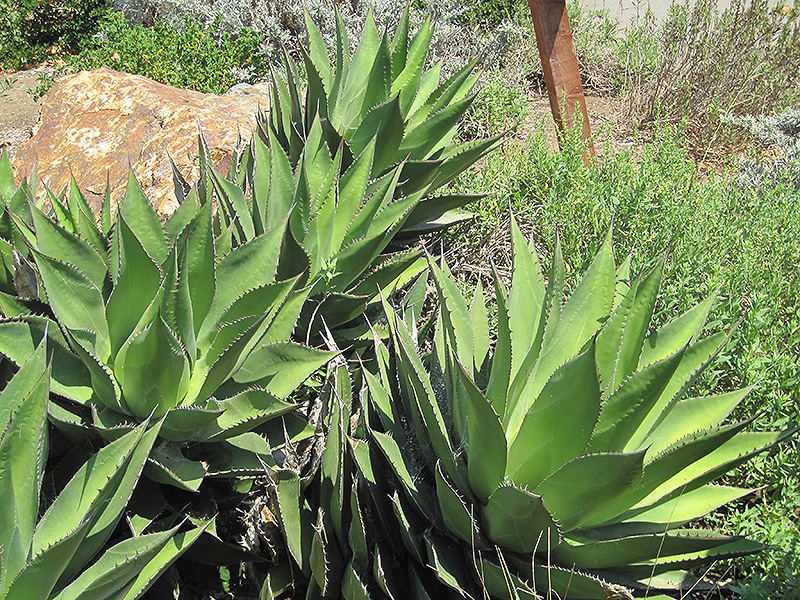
[0,0,107,69]
[71,12,269,94]
[0,146,340,594]
[279,217,795,598]
[29,11,270,99]
[458,76,528,140]
[0,337,207,600]
[459,0,527,29]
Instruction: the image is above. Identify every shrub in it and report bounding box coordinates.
[64,11,270,94]
[0,0,107,69]
[723,106,800,191]
[627,0,800,157]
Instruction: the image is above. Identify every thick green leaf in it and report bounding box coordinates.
[202,217,286,329]
[589,348,686,454]
[634,430,795,511]
[477,555,538,600]
[51,527,178,600]
[32,250,110,359]
[108,524,208,600]
[144,442,207,492]
[626,331,731,452]
[202,432,276,477]
[159,405,222,442]
[331,11,382,131]
[639,293,716,368]
[459,364,506,504]
[391,15,433,117]
[429,258,472,370]
[371,430,435,521]
[105,216,162,357]
[486,267,511,416]
[384,298,463,491]
[114,315,190,420]
[553,529,753,570]
[211,169,255,243]
[4,519,92,600]
[434,462,478,544]
[0,149,16,202]
[643,387,752,459]
[276,470,313,575]
[174,200,215,353]
[31,421,160,574]
[597,261,663,394]
[398,96,475,160]
[619,485,755,531]
[0,339,49,581]
[118,172,167,265]
[30,207,107,291]
[481,485,559,553]
[348,97,404,176]
[199,388,295,442]
[507,344,601,487]
[534,451,646,531]
[507,217,544,381]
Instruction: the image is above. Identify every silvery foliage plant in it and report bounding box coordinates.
[723,106,800,192]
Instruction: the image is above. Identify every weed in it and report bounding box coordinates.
[459,74,530,141]
[1,76,16,98]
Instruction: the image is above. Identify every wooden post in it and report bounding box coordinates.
[528,0,595,162]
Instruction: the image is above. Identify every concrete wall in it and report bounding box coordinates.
[578,0,794,27]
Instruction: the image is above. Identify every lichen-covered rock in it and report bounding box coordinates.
[13,68,270,218]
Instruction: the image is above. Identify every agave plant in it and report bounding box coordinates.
[0,337,208,600]
[0,170,336,490]
[274,218,795,599]
[201,6,503,340]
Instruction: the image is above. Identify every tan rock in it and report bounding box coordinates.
[13,68,271,218]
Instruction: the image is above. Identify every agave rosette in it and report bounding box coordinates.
[205,6,503,340]
[275,217,795,599]
[0,170,336,491]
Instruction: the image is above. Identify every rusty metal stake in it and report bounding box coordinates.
[528,0,595,162]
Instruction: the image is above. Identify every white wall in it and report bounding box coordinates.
[577,0,795,27]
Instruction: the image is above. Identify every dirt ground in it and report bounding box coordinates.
[0,65,635,166]
[0,67,51,159]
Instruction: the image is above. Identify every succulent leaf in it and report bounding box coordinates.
[481,485,559,554]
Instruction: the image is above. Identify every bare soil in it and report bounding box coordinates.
[0,66,52,160]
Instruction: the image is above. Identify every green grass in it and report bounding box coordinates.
[449,121,800,597]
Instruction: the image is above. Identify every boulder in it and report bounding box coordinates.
[13,68,271,218]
